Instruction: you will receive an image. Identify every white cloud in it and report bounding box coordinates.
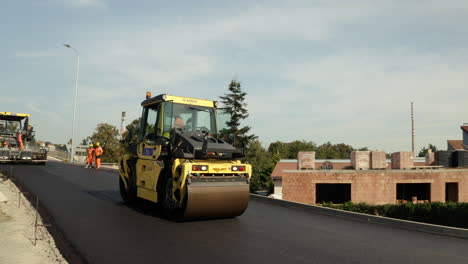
[10,51,58,59]
[15,0,468,149]
[272,49,468,151]
[46,0,105,8]
[0,98,20,104]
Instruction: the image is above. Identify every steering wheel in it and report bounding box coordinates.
[194,127,209,135]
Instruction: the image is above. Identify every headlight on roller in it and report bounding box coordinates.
[192,165,208,171]
[232,166,245,172]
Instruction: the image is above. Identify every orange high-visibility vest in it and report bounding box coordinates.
[95,146,103,157]
[87,148,95,158]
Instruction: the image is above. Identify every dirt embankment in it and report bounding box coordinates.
[0,176,67,264]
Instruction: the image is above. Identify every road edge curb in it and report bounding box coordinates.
[250,194,468,239]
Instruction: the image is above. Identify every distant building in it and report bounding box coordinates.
[270,123,468,204]
[73,145,88,163]
[447,140,464,151]
[282,169,467,205]
[271,157,430,203]
[446,124,468,151]
[461,125,468,149]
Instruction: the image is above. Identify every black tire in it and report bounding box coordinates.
[158,176,183,220]
[119,176,136,205]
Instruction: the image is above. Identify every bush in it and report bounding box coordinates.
[319,202,468,229]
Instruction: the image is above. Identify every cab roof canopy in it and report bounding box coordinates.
[142,94,216,108]
[0,112,30,121]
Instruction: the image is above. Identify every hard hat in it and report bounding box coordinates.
[96,142,100,146]
[90,144,94,147]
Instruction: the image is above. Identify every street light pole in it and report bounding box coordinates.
[64,44,80,163]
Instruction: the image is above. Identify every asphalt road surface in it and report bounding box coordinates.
[2,162,468,264]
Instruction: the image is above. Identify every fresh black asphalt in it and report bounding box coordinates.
[2,162,468,264]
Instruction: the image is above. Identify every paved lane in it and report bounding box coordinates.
[3,162,468,264]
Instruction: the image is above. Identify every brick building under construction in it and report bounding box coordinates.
[271,125,468,204]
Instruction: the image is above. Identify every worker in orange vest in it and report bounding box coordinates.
[85,144,95,168]
[95,142,103,169]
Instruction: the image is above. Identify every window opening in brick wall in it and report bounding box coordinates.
[316,184,351,204]
[445,182,459,202]
[396,183,431,202]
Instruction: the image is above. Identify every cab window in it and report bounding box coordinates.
[141,106,159,142]
[160,102,217,138]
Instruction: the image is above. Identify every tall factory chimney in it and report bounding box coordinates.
[411,102,415,156]
[120,111,126,140]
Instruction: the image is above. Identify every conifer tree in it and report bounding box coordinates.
[219,80,256,149]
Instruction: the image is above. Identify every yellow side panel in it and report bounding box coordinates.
[136,159,162,191]
[118,155,133,189]
[0,112,30,117]
[137,187,157,202]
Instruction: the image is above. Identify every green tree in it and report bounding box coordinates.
[56,144,68,152]
[119,118,142,155]
[245,140,275,193]
[288,140,317,158]
[219,80,256,149]
[418,144,438,157]
[81,138,91,145]
[121,118,141,145]
[316,142,355,159]
[267,141,290,158]
[267,140,366,160]
[268,140,317,159]
[87,123,121,162]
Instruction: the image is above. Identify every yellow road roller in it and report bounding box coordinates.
[118,93,251,220]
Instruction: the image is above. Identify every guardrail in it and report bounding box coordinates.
[47,151,68,161]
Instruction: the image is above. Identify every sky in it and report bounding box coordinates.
[1,0,468,152]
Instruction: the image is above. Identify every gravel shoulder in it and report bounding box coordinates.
[0,176,67,264]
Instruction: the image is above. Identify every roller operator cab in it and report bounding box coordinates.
[118,93,251,220]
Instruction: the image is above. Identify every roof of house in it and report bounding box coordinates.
[447,140,464,150]
[271,161,297,178]
[461,126,468,133]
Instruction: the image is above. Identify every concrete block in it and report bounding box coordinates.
[298,152,315,170]
[351,151,370,170]
[0,191,7,203]
[392,152,413,169]
[391,152,414,169]
[425,152,435,166]
[371,151,387,169]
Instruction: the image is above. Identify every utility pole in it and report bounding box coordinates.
[64,44,80,163]
[411,102,415,157]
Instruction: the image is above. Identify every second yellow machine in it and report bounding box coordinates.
[119,93,251,220]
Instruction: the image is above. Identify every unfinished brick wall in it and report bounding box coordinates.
[282,169,468,205]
